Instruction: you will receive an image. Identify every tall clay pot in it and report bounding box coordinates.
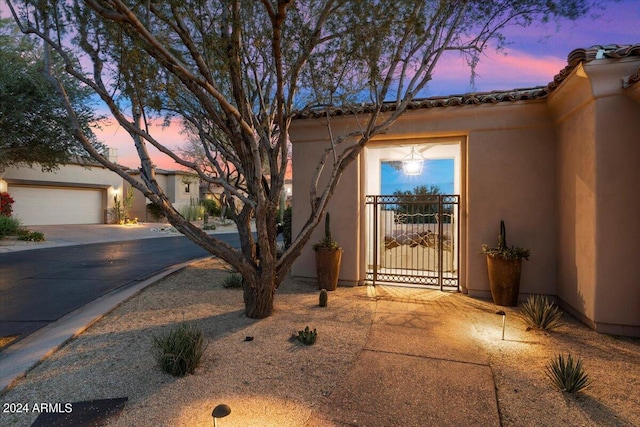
[315,247,343,291]
[486,256,522,306]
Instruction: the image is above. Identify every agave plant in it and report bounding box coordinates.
[546,353,592,393]
[521,295,563,331]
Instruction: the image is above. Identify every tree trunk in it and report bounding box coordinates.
[242,271,276,318]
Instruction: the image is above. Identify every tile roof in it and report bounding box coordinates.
[294,43,640,119]
[626,67,640,87]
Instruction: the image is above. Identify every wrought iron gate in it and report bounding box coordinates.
[366,194,460,290]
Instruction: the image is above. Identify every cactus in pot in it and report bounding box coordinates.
[313,212,343,291]
[481,220,530,306]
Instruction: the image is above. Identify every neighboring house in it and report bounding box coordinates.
[0,156,122,226]
[0,149,204,225]
[290,44,640,337]
[125,169,199,221]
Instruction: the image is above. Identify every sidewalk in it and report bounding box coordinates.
[307,287,500,426]
[0,221,240,253]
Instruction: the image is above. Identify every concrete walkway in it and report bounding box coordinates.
[307,287,501,426]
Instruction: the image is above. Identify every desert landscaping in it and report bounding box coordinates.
[0,257,639,426]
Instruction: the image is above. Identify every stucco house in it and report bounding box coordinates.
[290,44,640,337]
[0,149,203,225]
[125,169,199,222]
[0,156,122,226]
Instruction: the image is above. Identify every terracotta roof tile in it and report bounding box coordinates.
[567,44,640,67]
[626,67,640,87]
[294,43,640,119]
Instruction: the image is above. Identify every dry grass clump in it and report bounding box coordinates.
[152,323,207,376]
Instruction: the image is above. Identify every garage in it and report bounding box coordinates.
[9,185,105,226]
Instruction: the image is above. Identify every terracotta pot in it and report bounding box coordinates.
[315,247,343,291]
[486,256,522,306]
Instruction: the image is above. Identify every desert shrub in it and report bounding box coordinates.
[152,323,207,377]
[546,353,592,393]
[0,216,21,238]
[146,202,166,221]
[521,295,563,331]
[0,192,14,217]
[112,188,135,224]
[18,231,45,242]
[179,198,205,221]
[201,199,221,217]
[222,273,243,289]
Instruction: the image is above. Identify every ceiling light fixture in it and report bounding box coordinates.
[402,147,424,176]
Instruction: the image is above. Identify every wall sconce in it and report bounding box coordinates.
[402,147,424,176]
[212,404,231,426]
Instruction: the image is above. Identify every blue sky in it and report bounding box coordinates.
[381,160,455,195]
[426,0,640,95]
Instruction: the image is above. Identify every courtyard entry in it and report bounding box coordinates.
[364,141,461,290]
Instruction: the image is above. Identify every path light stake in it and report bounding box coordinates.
[496,311,506,340]
[212,404,231,427]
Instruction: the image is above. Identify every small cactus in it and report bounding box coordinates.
[296,326,317,345]
[319,289,328,307]
[498,220,507,249]
[325,212,332,243]
[313,212,340,250]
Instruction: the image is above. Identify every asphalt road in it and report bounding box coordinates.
[0,234,241,340]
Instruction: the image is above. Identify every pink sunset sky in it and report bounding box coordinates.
[2,1,639,170]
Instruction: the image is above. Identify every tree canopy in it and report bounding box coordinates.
[0,18,105,171]
[6,0,600,318]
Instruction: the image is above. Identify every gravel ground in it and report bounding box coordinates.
[0,258,638,426]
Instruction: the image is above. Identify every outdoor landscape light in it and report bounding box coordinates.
[496,310,506,340]
[402,146,424,176]
[212,404,231,427]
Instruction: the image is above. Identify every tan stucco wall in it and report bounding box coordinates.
[126,171,198,222]
[550,59,640,336]
[291,100,557,296]
[289,122,363,285]
[466,126,557,298]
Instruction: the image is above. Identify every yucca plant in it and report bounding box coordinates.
[521,294,563,331]
[546,353,592,393]
[153,323,207,376]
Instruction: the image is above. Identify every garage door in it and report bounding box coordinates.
[10,186,104,226]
